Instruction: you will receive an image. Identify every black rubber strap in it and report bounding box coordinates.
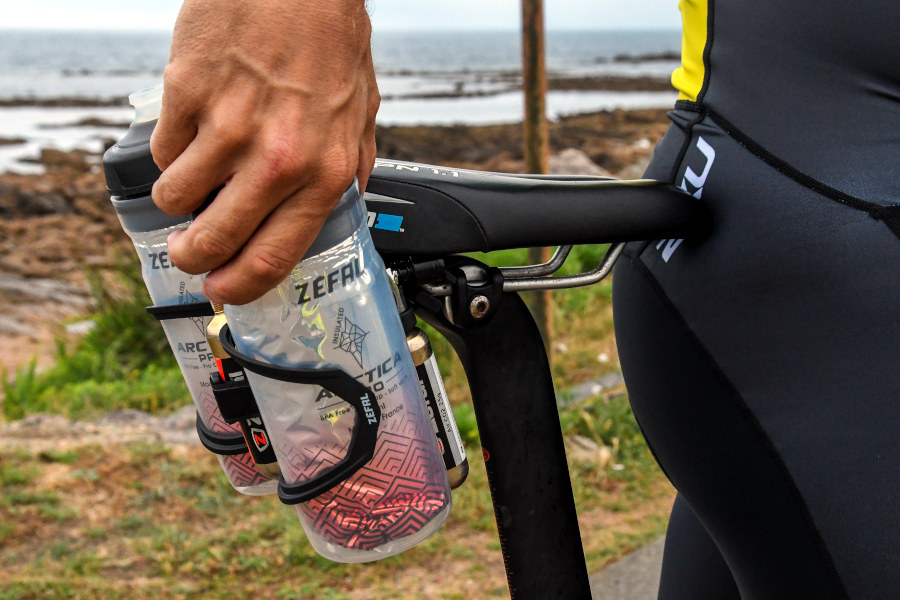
[218,324,382,505]
[146,301,215,321]
[195,412,249,456]
[210,372,261,424]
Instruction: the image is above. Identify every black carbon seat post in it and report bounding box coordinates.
[411,258,592,600]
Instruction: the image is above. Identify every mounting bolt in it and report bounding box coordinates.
[469,295,491,319]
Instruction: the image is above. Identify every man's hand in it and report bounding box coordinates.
[150,0,379,305]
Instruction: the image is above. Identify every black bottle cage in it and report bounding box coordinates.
[146,301,251,456]
[145,301,215,320]
[147,301,382,503]
[194,413,248,455]
[217,324,382,505]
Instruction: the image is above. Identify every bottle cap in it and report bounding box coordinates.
[103,84,165,199]
[105,84,188,233]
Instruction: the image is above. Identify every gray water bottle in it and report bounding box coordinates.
[222,181,451,562]
[103,85,277,495]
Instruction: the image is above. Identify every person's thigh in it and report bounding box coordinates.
[612,112,900,600]
[657,495,741,600]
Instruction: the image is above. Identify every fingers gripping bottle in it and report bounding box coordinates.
[221,182,451,562]
[102,85,276,495]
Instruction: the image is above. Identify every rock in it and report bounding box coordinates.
[35,148,92,171]
[566,434,613,469]
[618,154,653,180]
[64,319,96,335]
[0,180,72,216]
[154,404,202,445]
[17,413,72,430]
[0,405,202,452]
[0,272,90,306]
[98,409,155,426]
[560,373,626,405]
[549,148,613,177]
[0,315,39,338]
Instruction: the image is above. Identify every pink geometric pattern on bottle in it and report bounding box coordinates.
[298,393,448,551]
[222,452,272,488]
[278,436,351,481]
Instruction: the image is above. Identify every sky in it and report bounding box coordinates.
[0,0,680,32]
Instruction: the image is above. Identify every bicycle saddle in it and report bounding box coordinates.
[365,159,709,256]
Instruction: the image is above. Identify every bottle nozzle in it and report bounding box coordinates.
[128,84,164,124]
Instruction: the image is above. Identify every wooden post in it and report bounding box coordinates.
[521,0,553,354]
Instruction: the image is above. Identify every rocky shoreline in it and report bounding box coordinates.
[0,97,132,108]
[0,70,674,108]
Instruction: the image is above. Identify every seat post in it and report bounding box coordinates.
[418,286,592,600]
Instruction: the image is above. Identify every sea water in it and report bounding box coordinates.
[0,29,680,172]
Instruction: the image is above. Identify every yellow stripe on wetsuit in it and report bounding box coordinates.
[671,0,710,102]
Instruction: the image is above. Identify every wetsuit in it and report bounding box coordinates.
[611,2,900,599]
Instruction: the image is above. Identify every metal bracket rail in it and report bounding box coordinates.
[499,242,626,292]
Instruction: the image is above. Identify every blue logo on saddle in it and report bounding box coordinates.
[373,213,404,232]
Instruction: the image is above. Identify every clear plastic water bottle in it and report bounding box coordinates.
[223,182,451,562]
[103,85,276,495]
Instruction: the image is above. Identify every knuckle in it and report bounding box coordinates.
[186,226,239,267]
[149,140,174,171]
[258,136,308,187]
[361,136,377,161]
[368,88,382,114]
[247,243,297,285]
[208,108,250,152]
[318,147,358,195]
[204,280,243,306]
[149,138,175,172]
[161,63,194,99]
[152,171,193,214]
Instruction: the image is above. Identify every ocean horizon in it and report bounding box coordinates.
[0,28,681,173]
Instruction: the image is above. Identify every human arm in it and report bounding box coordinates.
[150,0,380,305]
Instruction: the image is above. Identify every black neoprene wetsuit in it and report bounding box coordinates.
[611,2,900,599]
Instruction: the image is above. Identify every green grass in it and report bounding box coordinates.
[0,411,670,599]
[560,392,648,463]
[2,256,187,420]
